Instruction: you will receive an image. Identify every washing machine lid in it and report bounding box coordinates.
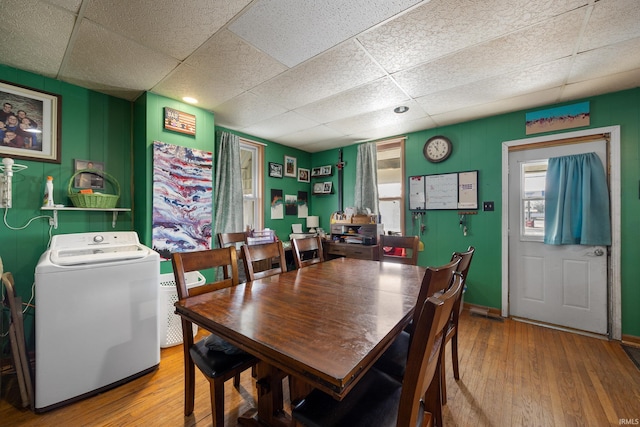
[50,244,150,266]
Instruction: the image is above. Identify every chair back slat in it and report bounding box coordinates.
[242,241,287,281]
[378,235,420,265]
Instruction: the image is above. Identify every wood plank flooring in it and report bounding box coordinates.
[2,310,639,426]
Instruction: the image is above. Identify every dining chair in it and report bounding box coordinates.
[171,247,258,425]
[217,231,249,283]
[241,240,287,281]
[378,234,420,265]
[292,236,324,269]
[441,246,475,404]
[292,272,464,427]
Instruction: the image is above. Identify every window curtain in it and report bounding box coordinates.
[543,152,611,245]
[354,142,379,215]
[214,131,244,246]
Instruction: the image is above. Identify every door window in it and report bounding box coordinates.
[520,160,547,241]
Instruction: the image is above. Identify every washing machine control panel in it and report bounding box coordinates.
[93,235,105,243]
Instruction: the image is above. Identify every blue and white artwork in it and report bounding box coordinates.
[152,141,213,258]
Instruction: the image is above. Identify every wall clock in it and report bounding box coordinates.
[423,135,452,163]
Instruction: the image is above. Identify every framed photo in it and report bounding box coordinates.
[74,159,105,189]
[284,155,297,177]
[0,80,61,163]
[311,167,322,177]
[298,168,310,183]
[313,182,324,194]
[323,182,333,193]
[320,165,332,175]
[269,162,283,178]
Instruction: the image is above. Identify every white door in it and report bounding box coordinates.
[508,140,608,335]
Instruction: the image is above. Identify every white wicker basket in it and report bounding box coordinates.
[159,271,205,348]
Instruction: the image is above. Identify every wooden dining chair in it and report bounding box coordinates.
[241,240,287,281]
[378,234,420,265]
[292,236,324,269]
[172,247,258,425]
[441,246,475,404]
[292,272,464,427]
[217,231,249,282]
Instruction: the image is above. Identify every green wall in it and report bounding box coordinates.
[0,65,133,348]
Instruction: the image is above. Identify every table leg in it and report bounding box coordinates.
[288,376,315,407]
[238,361,291,427]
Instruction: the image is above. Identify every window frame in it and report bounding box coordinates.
[376,137,406,235]
[239,139,264,231]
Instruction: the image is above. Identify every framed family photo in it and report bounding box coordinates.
[269,162,283,178]
[284,155,297,177]
[0,80,61,163]
[298,168,310,183]
[74,159,105,189]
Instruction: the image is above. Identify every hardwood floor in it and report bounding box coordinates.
[2,310,639,426]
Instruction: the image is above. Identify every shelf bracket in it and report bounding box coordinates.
[50,210,58,229]
[112,211,119,228]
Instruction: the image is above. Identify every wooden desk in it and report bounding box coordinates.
[323,241,379,260]
[175,258,425,426]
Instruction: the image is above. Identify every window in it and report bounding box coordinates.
[240,140,263,231]
[521,160,547,240]
[376,138,405,235]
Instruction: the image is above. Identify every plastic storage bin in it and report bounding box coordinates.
[159,271,205,348]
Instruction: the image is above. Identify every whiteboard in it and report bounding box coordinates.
[409,170,478,210]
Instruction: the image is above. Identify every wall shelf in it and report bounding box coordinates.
[41,206,131,229]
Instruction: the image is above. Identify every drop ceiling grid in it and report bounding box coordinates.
[578,0,640,51]
[239,111,322,140]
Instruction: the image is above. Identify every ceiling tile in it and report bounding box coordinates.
[84,0,252,60]
[326,100,427,135]
[561,68,640,102]
[59,19,179,100]
[355,116,438,142]
[579,0,640,52]
[228,0,421,67]
[214,92,287,128]
[154,30,288,108]
[358,0,588,73]
[0,0,76,78]
[393,8,584,98]
[240,111,321,140]
[251,41,387,110]
[295,77,410,124]
[46,0,82,13]
[570,37,640,84]
[274,125,352,152]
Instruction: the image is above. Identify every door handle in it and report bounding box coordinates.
[593,248,605,256]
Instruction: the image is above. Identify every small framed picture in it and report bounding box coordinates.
[298,168,310,183]
[284,155,297,177]
[323,181,333,193]
[74,159,105,189]
[320,165,332,175]
[269,162,283,178]
[311,167,322,177]
[313,182,324,194]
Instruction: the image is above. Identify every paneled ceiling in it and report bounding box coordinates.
[1,0,638,152]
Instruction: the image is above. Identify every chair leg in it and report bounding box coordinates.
[440,349,447,405]
[234,373,241,388]
[424,363,443,427]
[184,347,196,416]
[452,333,460,380]
[210,378,226,427]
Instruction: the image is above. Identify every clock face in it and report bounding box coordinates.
[423,136,452,163]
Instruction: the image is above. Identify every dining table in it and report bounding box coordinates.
[174,257,426,426]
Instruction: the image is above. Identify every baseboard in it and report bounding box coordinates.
[463,303,501,318]
[622,334,640,347]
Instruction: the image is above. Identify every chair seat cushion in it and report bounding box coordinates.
[373,330,409,380]
[293,367,417,427]
[190,339,257,379]
[203,333,245,354]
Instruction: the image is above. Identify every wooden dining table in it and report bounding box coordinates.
[174,257,426,426]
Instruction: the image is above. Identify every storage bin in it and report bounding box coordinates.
[159,271,205,348]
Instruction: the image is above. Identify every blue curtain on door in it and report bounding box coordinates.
[544,152,611,245]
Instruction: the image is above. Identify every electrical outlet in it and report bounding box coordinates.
[483,201,494,211]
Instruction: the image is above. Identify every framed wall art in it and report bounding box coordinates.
[298,168,310,183]
[0,80,61,163]
[73,159,105,189]
[269,162,283,178]
[164,107,196,136]
[284,155,297,177]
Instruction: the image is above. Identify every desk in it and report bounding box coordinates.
[175,258,425,426]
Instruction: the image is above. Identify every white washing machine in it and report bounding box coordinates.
[34,231,160,412]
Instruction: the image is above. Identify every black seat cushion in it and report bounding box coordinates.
[373,330,410,380]
[292,367,424,427]
[190,339,257,379]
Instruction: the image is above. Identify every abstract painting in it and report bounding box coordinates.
[297,191,308,218]
[152,141,212,258]
[526,102,590,135]
[271,189,283,219]
[285,194,297,215]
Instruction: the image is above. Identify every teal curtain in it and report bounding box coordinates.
[544,152,611,245]
[354,142,379,215]
[214,132,244,245]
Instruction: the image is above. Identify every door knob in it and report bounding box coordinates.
[594,248,605,256]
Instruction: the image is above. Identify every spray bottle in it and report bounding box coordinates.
[43,176,54,207]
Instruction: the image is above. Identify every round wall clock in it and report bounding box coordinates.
[423,135,452,163]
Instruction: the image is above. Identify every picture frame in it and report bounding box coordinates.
[0,80,61,163]
[284,155,297,177]
[320,165,332,176]
[323,181,333,193]
[164,107,196,136]
[313,182,324,194]
[298,168,310,183]
[269,162,283,178]
[74,159,105,189]
[311,167,322,177]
